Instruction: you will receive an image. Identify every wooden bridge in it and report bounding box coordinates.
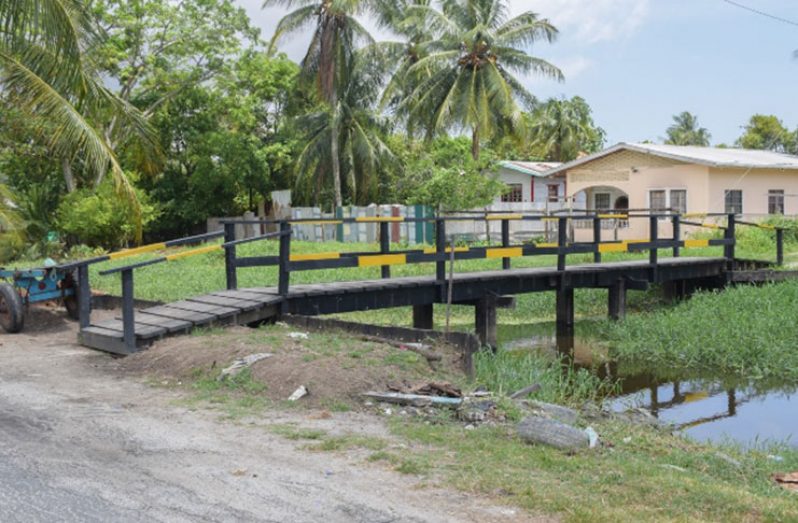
[64,212,785,355]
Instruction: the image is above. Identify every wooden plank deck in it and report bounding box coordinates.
[78,257,729,355]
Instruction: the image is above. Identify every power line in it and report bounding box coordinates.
[721,0,798,28]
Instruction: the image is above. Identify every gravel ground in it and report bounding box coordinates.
[0,307,545,523]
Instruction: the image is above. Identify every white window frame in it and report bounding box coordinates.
[647,188,688,219]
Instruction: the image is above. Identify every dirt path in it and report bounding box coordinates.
[0,307,544,523]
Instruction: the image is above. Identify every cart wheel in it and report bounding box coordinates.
[0,282,24,333]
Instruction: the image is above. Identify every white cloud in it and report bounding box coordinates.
[521,0,651,43]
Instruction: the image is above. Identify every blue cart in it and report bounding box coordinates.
[0,265,79,333]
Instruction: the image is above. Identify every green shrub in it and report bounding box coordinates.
[57,177,158,249]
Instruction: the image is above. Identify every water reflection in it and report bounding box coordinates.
[500,322,797,448]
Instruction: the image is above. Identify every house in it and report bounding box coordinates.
[543,143,798,240]
[495,161,564,209]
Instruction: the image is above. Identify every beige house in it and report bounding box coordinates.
[544,143,798,240]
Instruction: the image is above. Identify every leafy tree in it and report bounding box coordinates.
[665,111,711,146]
[394,0,562,160]
[736,114,796,153]
[266,0,375,207]
[294,54,395,206]
[528,96,606,161]
[0,0,159,239]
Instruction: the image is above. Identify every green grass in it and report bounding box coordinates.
[385,416,798,523]
[602,281,798,383]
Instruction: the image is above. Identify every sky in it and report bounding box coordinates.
[235,0,798,147]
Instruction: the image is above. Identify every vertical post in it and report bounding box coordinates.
[474,296,497,349]
[555,288,574,336]
[608,279,627,321]
[776,228,784,266]
[223,222,237,290]
[77,263,91,329]
[379,221,391,279]
[592,216,602,263]
[725,213,736,261]
[412,304,434,330]
[649,215,658,267]
[436,218,446,286]
[501,218,511,270]
[278,220,291,298]
[672,214,681,258]
[121,268,135,351]
[557,217,567,271]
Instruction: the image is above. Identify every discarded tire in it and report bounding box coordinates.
[517,415,589,450]
[0,282,25,334]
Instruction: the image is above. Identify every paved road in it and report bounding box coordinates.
[0,309,534,523]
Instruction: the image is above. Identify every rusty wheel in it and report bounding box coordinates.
[0,282,24,333]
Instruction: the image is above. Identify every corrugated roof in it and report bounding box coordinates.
[542,143,798,176]
[499,160,562,177]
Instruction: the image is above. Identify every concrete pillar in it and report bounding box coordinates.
[555,288,574,336]
[475,297,497,349]
[608,279,627,321]
[412,304,434,330]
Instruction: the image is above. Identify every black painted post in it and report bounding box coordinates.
[608,279,627,321]
[278,220,291,298]
[593,216,602,263]
[474,296,497,349]
[379,221,391,279]
[77,264,91,329]
[501,219,511,270]
[776,228,784,266]
[672,214,681,258]
[649,215,658,267]
[436,219,446,286]
[412,304,434,330]
[557,217,567,272]
[223,222,237,290]
[121,268,135,351]
[725,213,736,261]
[555,288,575,336]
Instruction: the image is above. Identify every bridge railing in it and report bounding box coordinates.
[86,210,789,351]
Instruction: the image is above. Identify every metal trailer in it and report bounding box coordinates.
[0,266,80,333]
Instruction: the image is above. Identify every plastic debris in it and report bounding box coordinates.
[363,391,463,407]
[218,353,272,381]
[288,332,309,340]
[288,385,308,401]
[585,426,600,448]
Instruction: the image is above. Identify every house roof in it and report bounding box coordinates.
[542,143,798,176]
[499,161,562,177]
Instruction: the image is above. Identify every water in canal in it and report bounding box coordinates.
[500,322,798,449]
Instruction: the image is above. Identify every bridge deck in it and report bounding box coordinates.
[78,257,728,354]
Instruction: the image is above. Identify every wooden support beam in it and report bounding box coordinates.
[412,303,434,330]
[608,279,627,321]
[556,288,574,335]
[474,296,497,349]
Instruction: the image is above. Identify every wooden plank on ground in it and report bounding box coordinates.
[210,290,277,302]
[81,325,124,339]
[188,294,261,311]
[95,319,167,340]
[166,300,239,317]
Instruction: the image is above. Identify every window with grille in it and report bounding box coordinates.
[769,190,784,215]
[649,190,667,212]
[502,184,523,203]
[670,189,687,214]
[594,193,611,210]
[725,190,743,214]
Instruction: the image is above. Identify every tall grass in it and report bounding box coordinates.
[474,350,619,405]
[603,281,798,383]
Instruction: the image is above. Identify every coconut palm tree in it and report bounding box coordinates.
[395,0,563,160]
[265,0,375,207]
[665,112,711,146]
[0,0,159,240]
[529,96,606,162]
[294,53,395,204]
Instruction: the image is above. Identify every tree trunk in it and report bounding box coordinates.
[62,158,76,193]
[471,126,480,161]
[330,95,343,208]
